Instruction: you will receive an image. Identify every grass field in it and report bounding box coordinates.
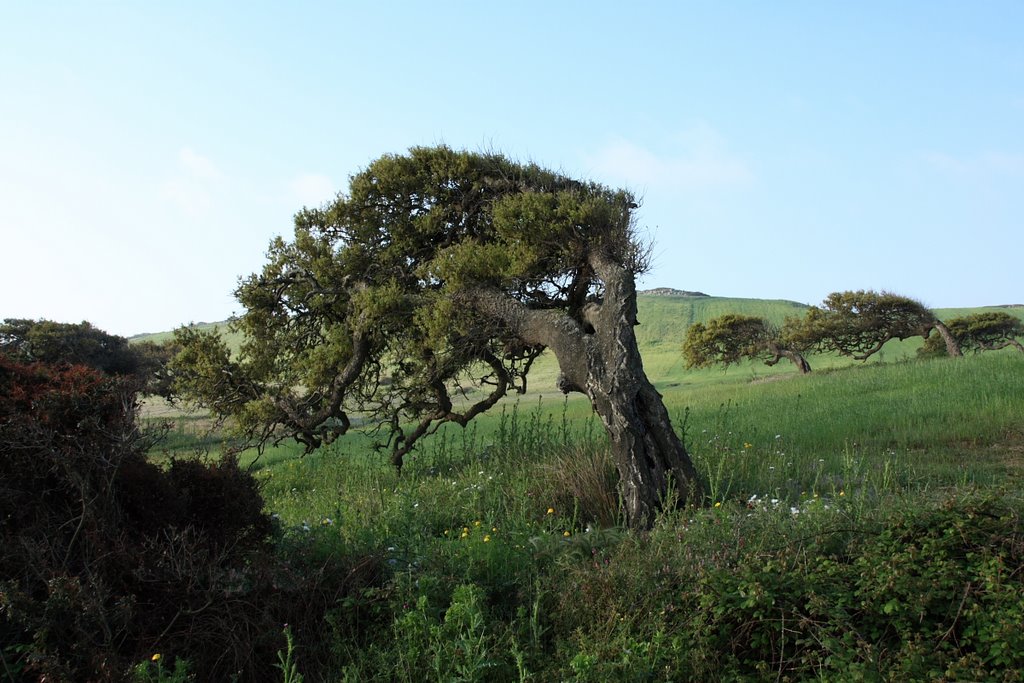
[137,295,1024,680]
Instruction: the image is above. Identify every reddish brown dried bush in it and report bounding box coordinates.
[0,354,381,681]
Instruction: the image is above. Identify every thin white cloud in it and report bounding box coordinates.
[922,150,1024,177]
[288,173,336,208]
[178,147,223,181]
[159,147,225,216]
[586,124,753,192]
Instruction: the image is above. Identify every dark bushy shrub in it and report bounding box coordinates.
[0,354,382,681]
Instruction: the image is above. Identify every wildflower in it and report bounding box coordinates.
[474,520,481,527]
[839,490,845,497]
[483,535,491,543]
[444,529,449,536]
[151,654,162,662]
[460,530,469,539]
[563,531,571,537]
[491,527,497,532]
[743,442,752,449]
[714,501,722,508]
[546,507,555,515]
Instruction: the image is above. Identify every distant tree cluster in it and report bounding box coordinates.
[0,318,176,396]
[681,290,1017,374]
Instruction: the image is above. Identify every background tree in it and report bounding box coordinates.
[919,311,1024,357]
[171,146,703,526]
[683,314,812,374]
[0,318,139,374]
[0,318,176,395]
[784,290,962,361]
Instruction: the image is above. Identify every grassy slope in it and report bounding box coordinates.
[137,296,1024,680]
[139,295,1024,425]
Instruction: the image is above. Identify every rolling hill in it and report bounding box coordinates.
[130,293,1023,398]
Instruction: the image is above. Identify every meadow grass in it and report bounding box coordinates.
[138,301,1024,680]
[152,350,1018,680]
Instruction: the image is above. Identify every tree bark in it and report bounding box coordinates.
[461,262,704,528]
[932,320,963,357]
[765,344,812,374]
[580,255,703,526]
[980,339,1024,354]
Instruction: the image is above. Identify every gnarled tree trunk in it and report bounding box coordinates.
[765,344,812,374]
[461,257,704,528]
[932,320,963,357]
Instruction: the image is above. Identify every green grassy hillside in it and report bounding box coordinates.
[135,295,1024,409]
[133,295,1024,681]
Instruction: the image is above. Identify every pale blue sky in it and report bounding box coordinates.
[2,2,1021,336]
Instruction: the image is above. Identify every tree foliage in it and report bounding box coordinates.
[683,314,812,373]
[171,145,701,525]
[784,290,961,361]
[919,311,1024,357]
[0,318,176,395]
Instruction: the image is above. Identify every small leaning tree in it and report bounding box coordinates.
[171,146,703,527]
[784,290,962,361]
[683,314,812,374]
[919,311,1024,357]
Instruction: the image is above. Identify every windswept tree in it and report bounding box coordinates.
[919,311,1024,357]
[683,314,812,374]
[784,290,962,361]
[171,146,703,526]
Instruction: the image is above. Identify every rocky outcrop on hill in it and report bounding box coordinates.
[639,288,709,298]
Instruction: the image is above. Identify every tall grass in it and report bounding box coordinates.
[142,350,1024,680]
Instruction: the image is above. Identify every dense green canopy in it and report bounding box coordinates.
[172,146,702,525]
[919,311,1024,356]
[784,290,960,361]
[683,314,811,373]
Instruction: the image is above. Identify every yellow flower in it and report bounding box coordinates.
[483,535,491,542]
[491,527,497,532]
[546,507,555,515]
[444,529,449,536]
[460,530,469,539]
[563,531,571,537]
[744,442,752,449]
[839,490,845,497]
[474,520,481,527]
[714,501,722,508]
[151,653,162,662]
